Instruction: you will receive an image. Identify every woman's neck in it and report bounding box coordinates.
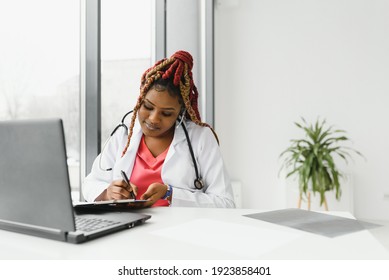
[143,130,174,157]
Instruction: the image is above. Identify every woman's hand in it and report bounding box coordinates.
[96,179,138,201]
[140,183,168,207]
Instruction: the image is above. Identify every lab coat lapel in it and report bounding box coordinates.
[165,122,187,163]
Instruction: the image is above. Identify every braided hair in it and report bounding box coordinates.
[121,50,218,157]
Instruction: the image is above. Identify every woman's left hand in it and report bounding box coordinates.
[140,183,168,207]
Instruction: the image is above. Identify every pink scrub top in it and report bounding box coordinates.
[130,135,170,207]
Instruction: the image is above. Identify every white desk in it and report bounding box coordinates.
[0,207,388,260]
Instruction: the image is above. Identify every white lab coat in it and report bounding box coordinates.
[83,120,235,208]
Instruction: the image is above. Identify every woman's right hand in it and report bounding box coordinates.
[96,179,138,201]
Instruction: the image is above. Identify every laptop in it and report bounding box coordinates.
[0,118,151,244]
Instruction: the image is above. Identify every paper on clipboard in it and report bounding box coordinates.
[75,199,146,205]
[73,199,147,211]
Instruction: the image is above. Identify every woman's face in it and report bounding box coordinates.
[138,88,182,139]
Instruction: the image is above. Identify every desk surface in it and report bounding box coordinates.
[1,207,388,260]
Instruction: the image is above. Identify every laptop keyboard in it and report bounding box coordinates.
[75,216,120,232]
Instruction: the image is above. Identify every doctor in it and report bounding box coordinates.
[83,50,235,208]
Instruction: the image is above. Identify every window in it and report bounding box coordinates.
[0,0,155,193]
[101,0,152,142]
[0,0,80,189]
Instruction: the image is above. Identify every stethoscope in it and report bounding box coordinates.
[99,110,205,190]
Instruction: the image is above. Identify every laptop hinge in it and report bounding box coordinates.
[0,219,67,241]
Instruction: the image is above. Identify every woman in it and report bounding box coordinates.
[83,50,235,208]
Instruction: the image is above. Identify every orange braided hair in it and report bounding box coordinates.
[121,50,218,157]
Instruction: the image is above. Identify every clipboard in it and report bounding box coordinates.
[74,199,148,211]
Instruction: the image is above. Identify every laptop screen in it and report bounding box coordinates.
[0,119,75,231]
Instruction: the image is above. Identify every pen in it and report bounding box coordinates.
[120,170,136,200]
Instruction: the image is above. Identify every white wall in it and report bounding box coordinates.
[214,0,389,220]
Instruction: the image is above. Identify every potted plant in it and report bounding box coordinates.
[279,117,363,210]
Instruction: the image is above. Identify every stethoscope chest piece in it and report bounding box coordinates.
[194,178,204,190]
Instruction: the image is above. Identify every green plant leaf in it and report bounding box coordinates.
[279,117,364,205]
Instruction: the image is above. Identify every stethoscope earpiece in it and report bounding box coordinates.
[176,109,186,128]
